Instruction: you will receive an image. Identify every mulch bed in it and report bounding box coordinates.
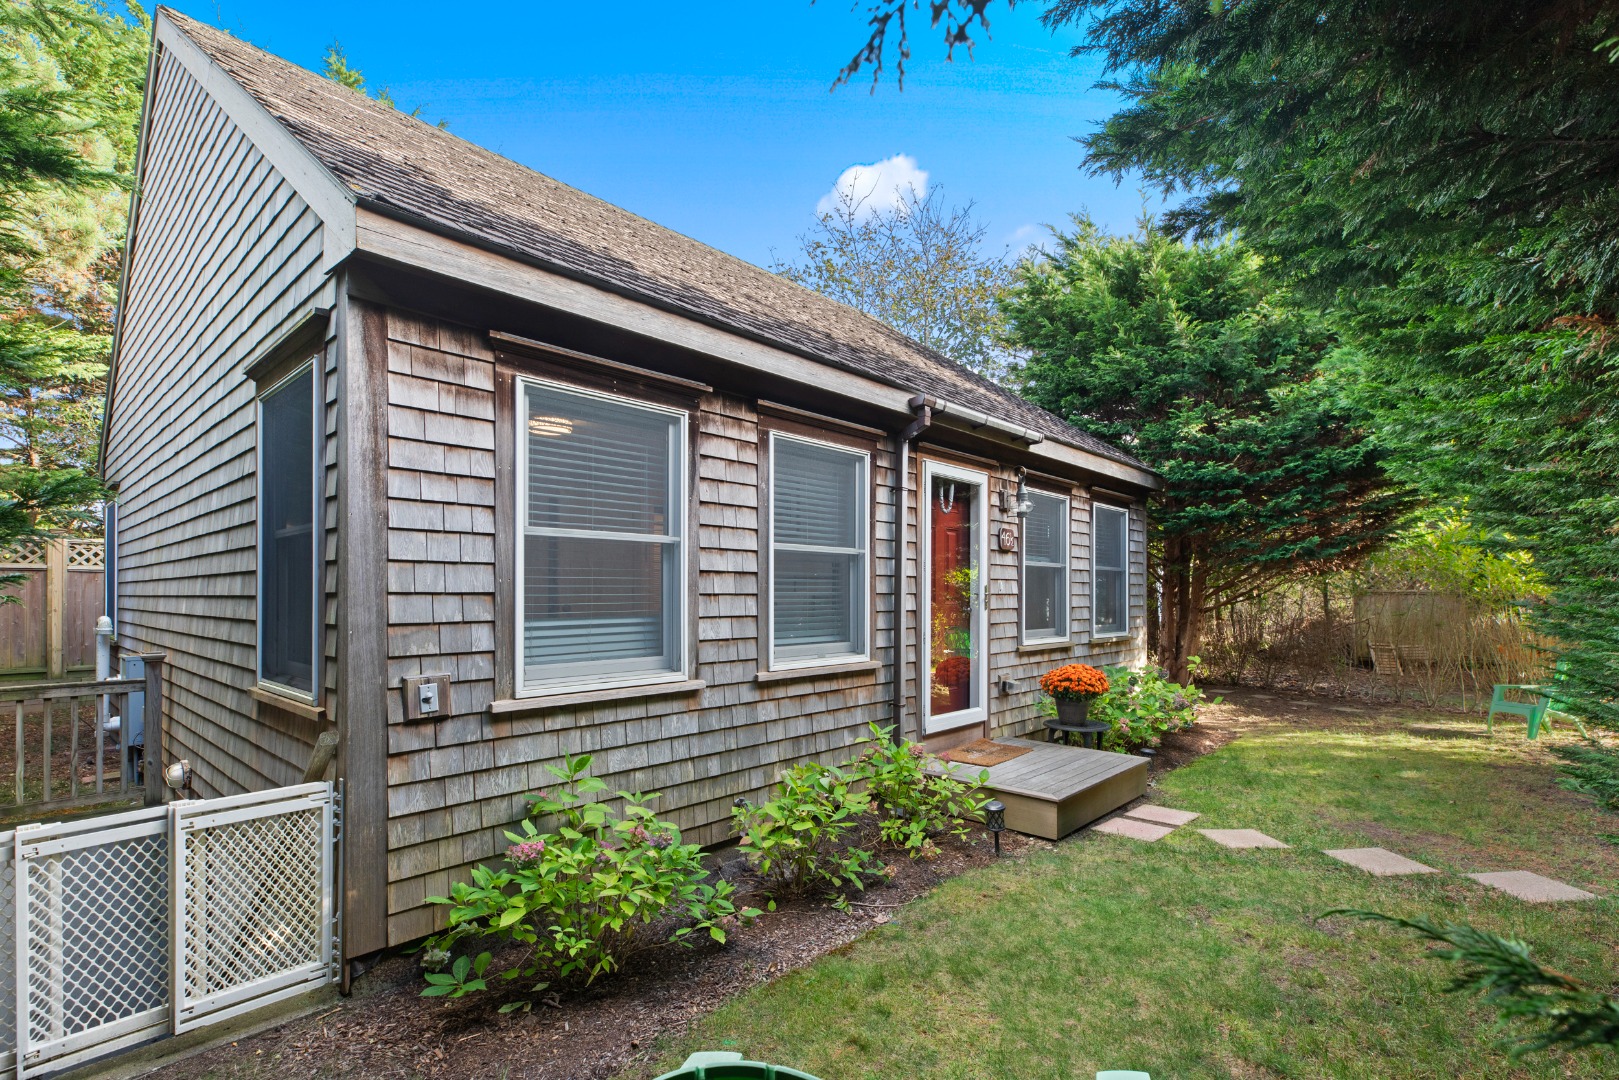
[147,715,1260,1080]
[150,827,1054,1080]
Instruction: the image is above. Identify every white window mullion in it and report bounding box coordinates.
[1092,503,1130,638]
[1021,491,1069,644]
[517,378,688,693]
[769,433,870,667]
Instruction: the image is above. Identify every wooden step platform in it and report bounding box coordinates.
[938,737,1148,840]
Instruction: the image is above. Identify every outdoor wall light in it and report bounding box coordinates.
[998,470,1034,517]
[163,757,193,793]
[984,799,1006,855]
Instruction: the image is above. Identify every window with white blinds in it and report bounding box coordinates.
[1093,503,1130,637]
[518,379,687,690]
[1021,491,1069,643]
[258,363,317,696]
[769,434,869,666]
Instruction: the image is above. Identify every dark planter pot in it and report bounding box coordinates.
[1055,697,1092,725]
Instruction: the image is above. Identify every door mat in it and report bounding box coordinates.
[939,739,1033,768]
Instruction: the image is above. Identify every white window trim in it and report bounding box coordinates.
[255,359,320,704]
[1020,490,1071,646]
[766,431,872,672]
[1090,501,1132,640]
[513,375,691,697]
[920,460,990,734]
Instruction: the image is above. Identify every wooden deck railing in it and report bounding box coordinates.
[0,652,165,812]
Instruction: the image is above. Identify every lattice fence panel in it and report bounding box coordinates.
[0,833,15,1080]
[0,786,334,1072]
[15,813,169,1075]
[173,785,334,1031]
[63,542,103,570]
[0,542,44,569]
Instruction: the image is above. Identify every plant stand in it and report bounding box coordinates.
[1045,697,1108,749]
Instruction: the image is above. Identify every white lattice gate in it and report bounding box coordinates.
[0,782,337,1078]
[171,784,335,1033]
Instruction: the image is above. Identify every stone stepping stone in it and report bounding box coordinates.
[1466,871,1596,902]
[1331,706,1365,714]
[1199,828,1289,849]
[1323,847,1439,877]
[1092,816,1175,842]
[1124,805,1201,827]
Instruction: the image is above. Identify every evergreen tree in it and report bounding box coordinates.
[1003,217,1408,680]
[0,1,145,559]
[1048,0,1619,728]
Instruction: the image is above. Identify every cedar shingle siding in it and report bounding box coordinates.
[102,42,336,798]
[104,9,1159,953]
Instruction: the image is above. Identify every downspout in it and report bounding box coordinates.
[892,399,932,744]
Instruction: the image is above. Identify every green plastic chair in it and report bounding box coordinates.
[1488,661,1585,739]
[1097,1072,1151,1080]
[653,1052,823,1080]
[1487,682,1554,739]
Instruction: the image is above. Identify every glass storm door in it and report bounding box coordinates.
[923,462,987,733]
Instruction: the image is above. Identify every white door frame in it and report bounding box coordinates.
[920,460,989,735]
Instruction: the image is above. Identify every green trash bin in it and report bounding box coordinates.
[653,1051,824,1080]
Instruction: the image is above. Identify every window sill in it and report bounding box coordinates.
[755,659,881,685]
[251,685,327,723]
[490,678,706,715]
[1017,639,1073,654]
[1090,631,1134,643]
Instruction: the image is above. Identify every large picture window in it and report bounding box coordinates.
[769,433,869,666]
[258,363,317,695]
[1092,503,1130,637]
[519,379,687,691]
[1021,491,1069,643]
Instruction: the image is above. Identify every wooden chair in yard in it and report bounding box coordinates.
[1368,641,1404,677]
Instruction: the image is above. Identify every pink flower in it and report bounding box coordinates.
[507,839,546,868]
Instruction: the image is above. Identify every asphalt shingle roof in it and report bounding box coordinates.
[165,9,1146,471]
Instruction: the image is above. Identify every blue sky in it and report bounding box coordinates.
[166,1,1154,268]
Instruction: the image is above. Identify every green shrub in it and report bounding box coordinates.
[1088,657,1216,752]
[1553,744,1619,812]
[850,722,989,854]
[423,754,756,998]
[732,760,883,896]
[1327,910,1619,1059]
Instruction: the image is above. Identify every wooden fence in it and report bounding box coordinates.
[0,536,105,679]
[0,654,165,820]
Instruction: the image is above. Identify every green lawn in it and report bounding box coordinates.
[639,706,1619,1079]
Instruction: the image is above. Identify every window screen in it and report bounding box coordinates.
[258,365,316,693]
[521,381,685,688]
[1022,492,1068,641]
[1093,504,1130,636]
[771,435,868,664]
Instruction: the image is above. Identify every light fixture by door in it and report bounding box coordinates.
[999,468,1034,517]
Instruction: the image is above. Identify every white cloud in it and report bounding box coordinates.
[1008,223,1047,257]
[816,154,929,221]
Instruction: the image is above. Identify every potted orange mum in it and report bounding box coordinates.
[1039,663,1110,726]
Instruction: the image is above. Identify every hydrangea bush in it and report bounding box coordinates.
[422,754,757,1002]
[851,723,988,853]
[1090,658,1216,752]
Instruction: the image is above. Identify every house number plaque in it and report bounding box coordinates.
[997,526,1017,551]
